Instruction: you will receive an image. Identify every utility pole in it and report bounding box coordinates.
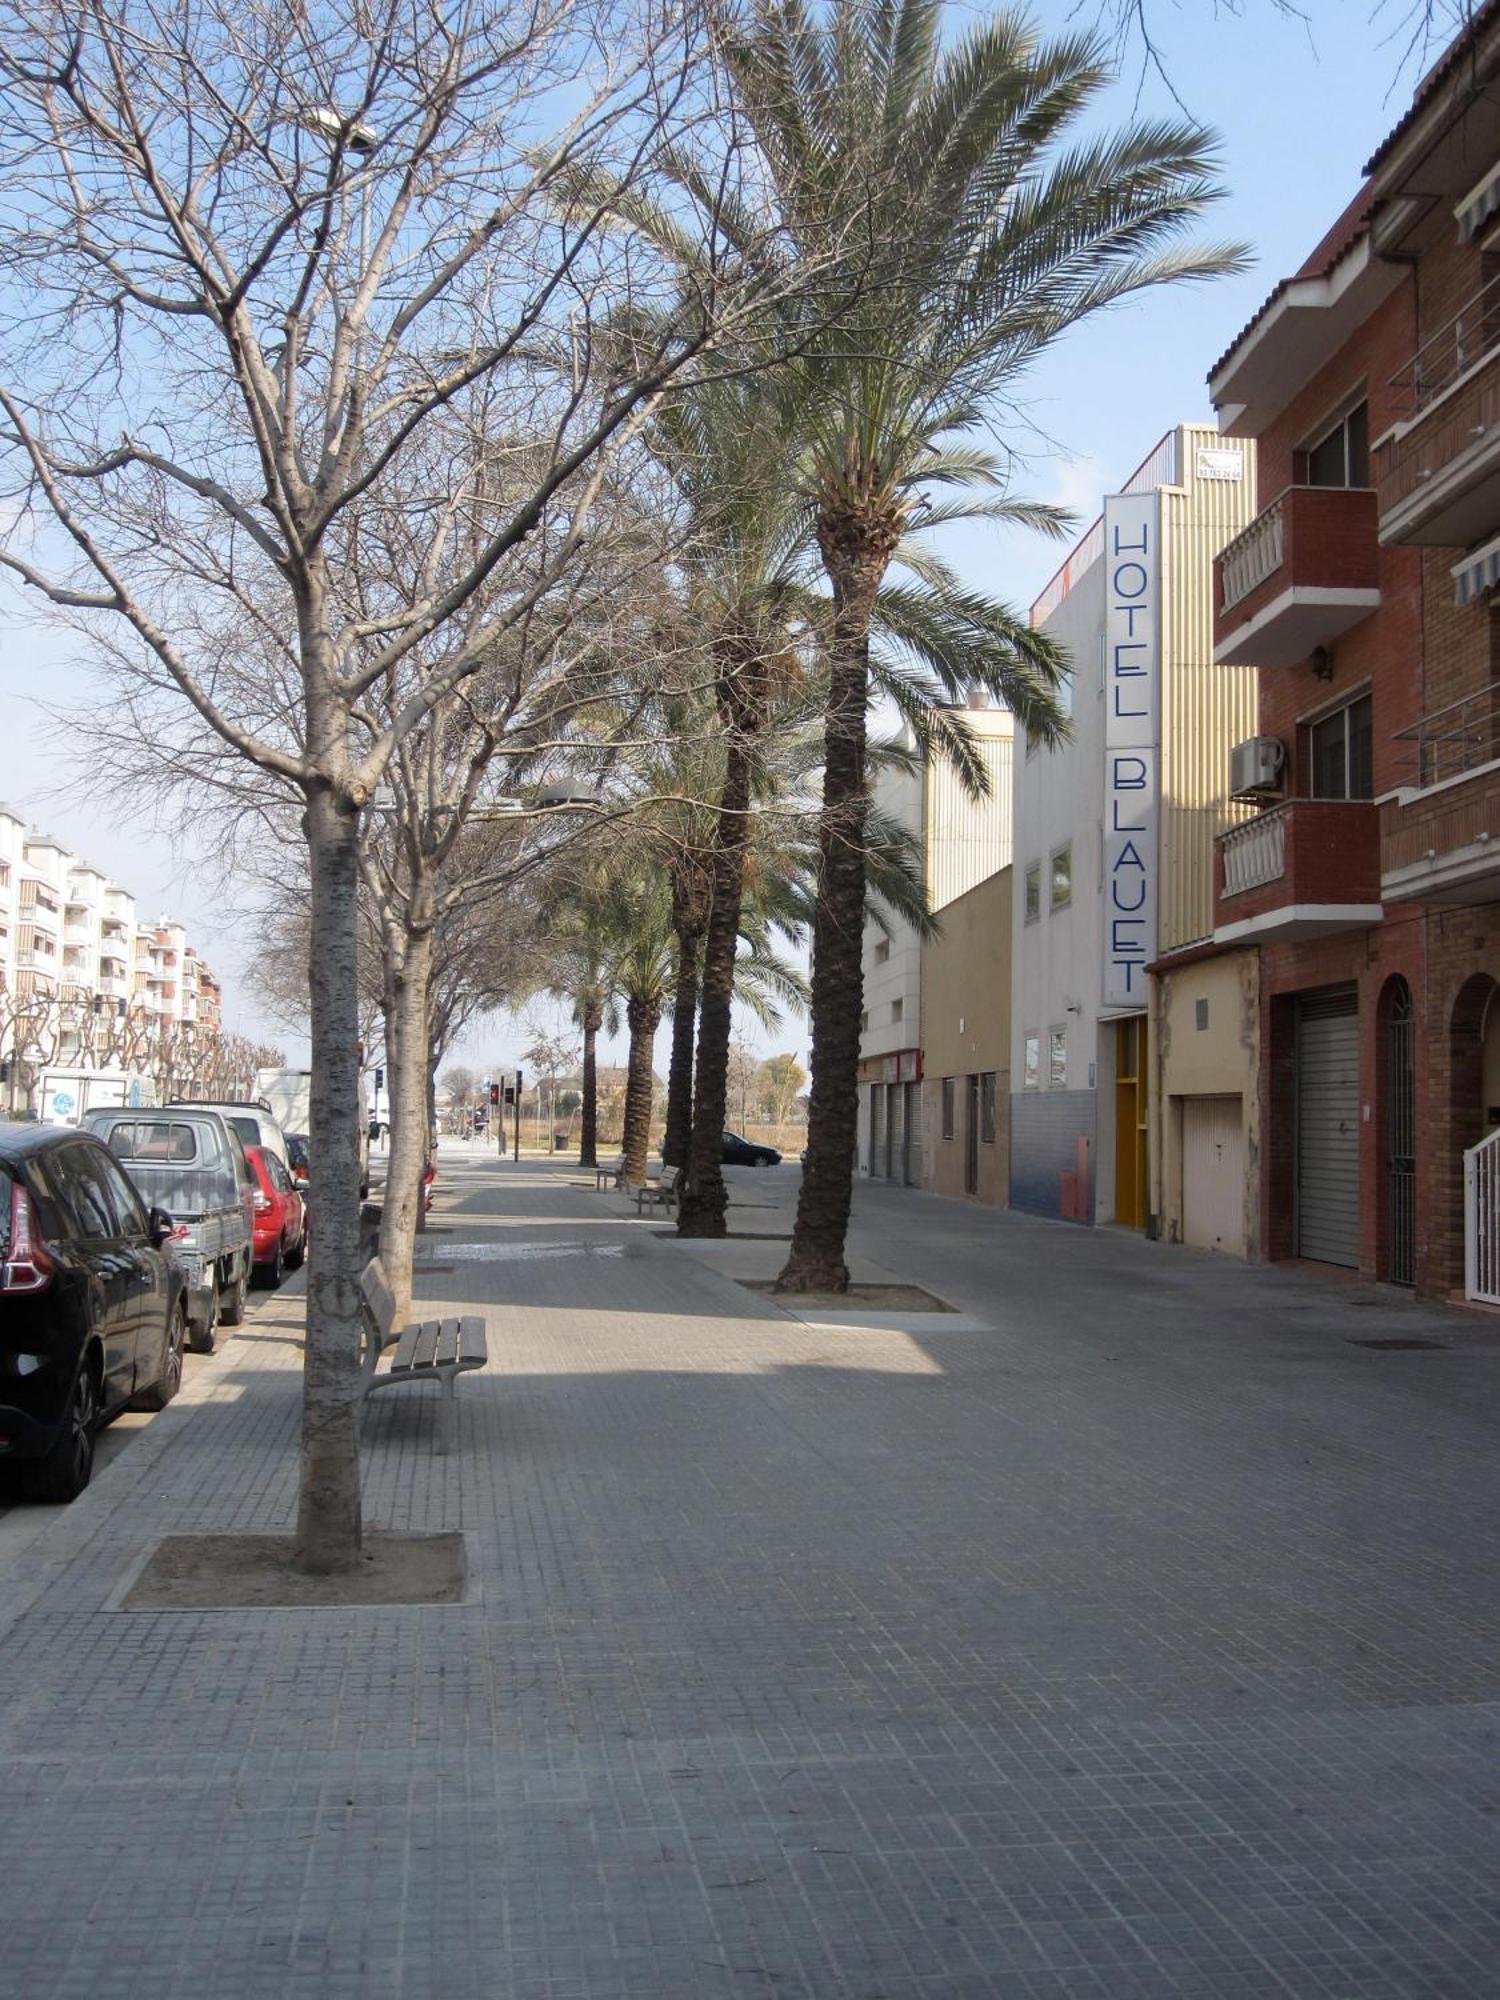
[513,1067,522,1163]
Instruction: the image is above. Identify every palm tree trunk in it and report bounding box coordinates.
[678,741,753,1237]
[620,996,660,1186]
[579,999,603,1168]
[776,531,886,1294]
[661,929,701,1169]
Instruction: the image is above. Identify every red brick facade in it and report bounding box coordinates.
[1204,40,1500,1304]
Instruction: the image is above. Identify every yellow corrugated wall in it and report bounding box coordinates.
[1159,424,1260,952]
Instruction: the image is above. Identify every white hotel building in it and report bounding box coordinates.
[1009,425,1258,1231]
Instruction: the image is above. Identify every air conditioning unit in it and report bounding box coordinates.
[1228,736,1285,800]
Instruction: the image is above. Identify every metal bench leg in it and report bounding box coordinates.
[438,1372,458,1456]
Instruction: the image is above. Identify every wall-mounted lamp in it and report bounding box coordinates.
[1310,644,1335,682]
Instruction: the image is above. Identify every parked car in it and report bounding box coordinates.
[0,1122,187,1500]
[169,1098,291,1172]
[722,1130,781,1167]
[246,1145,306,1287]
[255,1068,370,1196]
[81,1107,255,1351]
[285,1132,310,1196]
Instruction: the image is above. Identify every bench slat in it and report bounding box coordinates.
[434,1320,460,1368]
[359,1258,397,1341]
[391,1319,441,1373]
[459,1317,488,1364]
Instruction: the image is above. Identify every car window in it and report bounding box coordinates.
[103,1120,201,1164]
[268,1155,293,1194]
[55,1144,125,1238]
[95,1148,148,1236]
[227,1115,260,1151]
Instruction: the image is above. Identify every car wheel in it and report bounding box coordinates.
[189,1284,219,1356]
[256,1239,285,1290]
[136,1299,185,1412]
[220,1262,248,1327]
[30,1363,98,1503]
[284,1231,305,1271]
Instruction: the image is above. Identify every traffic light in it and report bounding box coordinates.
[489,1082,500,1106]
[504,1085,515,1107]
[374,1066,385,1091]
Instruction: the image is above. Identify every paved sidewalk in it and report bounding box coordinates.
[1,1155,1499,1998]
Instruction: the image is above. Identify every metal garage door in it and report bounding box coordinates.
[1182,1096,1245,1256]
[1297,988,1359,1267]
[904,1081,921,1186]
[869,1084,884,1177]
[886,1082,903,1181]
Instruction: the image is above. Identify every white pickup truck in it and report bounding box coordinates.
[81,1106,255,1350]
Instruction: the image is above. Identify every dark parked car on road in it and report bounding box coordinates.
[0,1123,187,1501]
[722,1130,781,1167]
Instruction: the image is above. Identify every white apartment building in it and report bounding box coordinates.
[856,699,1014,1185]
[1009,425,1257,1230]
[0,809,223,1114]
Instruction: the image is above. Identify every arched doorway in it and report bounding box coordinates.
[1380,977,1415,1286]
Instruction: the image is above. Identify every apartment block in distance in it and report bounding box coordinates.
[1011,424,1258,1231]
[1201,2,1500,1300]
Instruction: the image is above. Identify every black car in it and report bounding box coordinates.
[722,1129,781,1167]
[0,1123,187,1501]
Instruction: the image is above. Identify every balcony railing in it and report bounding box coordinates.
[1219,810,1287,894]
[1393,686,1500,790]
[1220,501,1286,613]
[1397,267,1500,417]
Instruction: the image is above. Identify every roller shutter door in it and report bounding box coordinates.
[886,1083,904,1181]
[1297,988,1359,1267]
[903,1081,922,1186]
[869,1083,884,1176]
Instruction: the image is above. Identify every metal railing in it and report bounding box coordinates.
[1219,496,1286,611]
[1218,808,1287,895]
[1465,1127,1500,1304]
[1395,266,1500,416]
[1393,685,1500,789]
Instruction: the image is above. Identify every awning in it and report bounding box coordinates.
[1457,161,1500,241]
[1452,530,1500,605]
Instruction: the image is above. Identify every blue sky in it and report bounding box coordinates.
[0,0,1447,1071]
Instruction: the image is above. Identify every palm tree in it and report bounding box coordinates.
[548,932,617,1170]
[707,0,1246,1291]
[602,876,679,1187]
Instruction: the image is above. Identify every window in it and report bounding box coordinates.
[1300,399,1369,489]
[55,1144,123,1239]
[860,1011,868,1033]
[873,938,890,966]
[1049,1027,1067,1089]
[1023,1036,1040,1090]
[890,997,903,1024]
[1024,861,1041,923]
[979,1072,997,1143]
[1308,692,1373,800]
[941,1076,956,1139]
[1050,844,1072,912]
[97,1151,147,1235]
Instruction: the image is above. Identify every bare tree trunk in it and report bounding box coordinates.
[620,996,660,1186]
[678,741,752,1237]
[661,927,701,1169]
[378,922,434,1323]
[777,534,887,1295]
[579,999,603,1168]
[296,781,365,1572]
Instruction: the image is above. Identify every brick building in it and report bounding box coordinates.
[1198,3,1500,1300]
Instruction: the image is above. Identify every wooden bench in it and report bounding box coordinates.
[357,1256,487,1455]
[634,1167,682,1216]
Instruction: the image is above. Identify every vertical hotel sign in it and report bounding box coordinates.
[1101,493,1159,1008]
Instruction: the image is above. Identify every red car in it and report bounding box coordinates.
[246,1144,306,1287]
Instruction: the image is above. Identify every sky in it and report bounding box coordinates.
[0,0,1453,1085]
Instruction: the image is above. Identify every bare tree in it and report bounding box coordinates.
[0,0,803,1569]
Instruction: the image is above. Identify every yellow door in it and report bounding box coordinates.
[1114,1018,1149,1230]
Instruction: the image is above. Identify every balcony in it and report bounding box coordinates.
[1377,277,1500,544]
[1383,689,1500,903]
[1214,486,1381,667]
[1213,799,1382,943]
